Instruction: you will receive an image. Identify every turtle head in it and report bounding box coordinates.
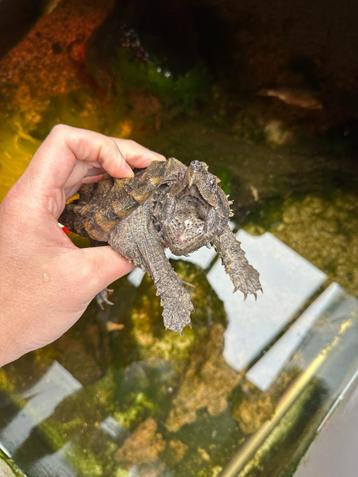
[185,161,219,207]
[159,162,228,254]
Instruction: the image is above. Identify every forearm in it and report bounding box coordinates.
[0,262,32,367]
[0,221,24,366]
[0,310,23,367]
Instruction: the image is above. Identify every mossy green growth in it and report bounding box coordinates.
[239,380,324,477]
[64,445,104,477]
[114,468,130,477]
[32,368,128,476]
[215,168,232,196]
[112,50,210,118]
[30,91,102,140]
[0,369,14,394]
[245,191,358,295]
[197,466,223,477]
[114,391,156,429]
[129,260,226,370]
[0,449,24,477]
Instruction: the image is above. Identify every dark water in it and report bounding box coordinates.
[0,4,358,476]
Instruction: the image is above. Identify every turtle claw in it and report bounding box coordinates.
[106,321,125,332]
[213,228,262,303]
[96,288,114,310]
[162,290,193,333]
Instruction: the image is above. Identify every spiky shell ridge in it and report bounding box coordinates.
[109,158,185,218]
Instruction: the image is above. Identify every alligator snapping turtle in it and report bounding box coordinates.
[60,158,261,332]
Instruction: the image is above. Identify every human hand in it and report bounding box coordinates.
[0,124,165,366]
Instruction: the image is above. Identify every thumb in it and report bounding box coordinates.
[25,125,134,196]
[80,246,134,295]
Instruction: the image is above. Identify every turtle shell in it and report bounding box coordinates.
[61,158,186,242]
[112,157,185,215]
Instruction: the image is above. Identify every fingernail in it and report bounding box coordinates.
[123,162,134,177]
[154,153,166,161]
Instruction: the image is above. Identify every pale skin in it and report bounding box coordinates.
[0,124,165,367]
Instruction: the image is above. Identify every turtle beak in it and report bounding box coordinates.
[188,172,196,188]
[187,167,197,188]
[187,161,207,188]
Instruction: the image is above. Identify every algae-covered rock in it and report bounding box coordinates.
[115,417,165,466]
[166,323,240,432]
[232,369,302,434]
[233,392,274,435]
[110,260,228,430]
[165,439,189,464]
[0,0,115,117]
[272,193,358,294]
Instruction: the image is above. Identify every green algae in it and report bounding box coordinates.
[0,449,24,477]
[111,50,210,117]
[0,369,15,394]
[128,261,226,366]
[238,380,324,477]
[245,191,358,295]
[30,91,103,140]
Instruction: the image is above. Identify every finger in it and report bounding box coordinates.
[25,125,134,194]
[77,167,106,186]
[85,166,106,176]
[81,174,106,184]
[63,169,107,197]
[112,138,166,168]
[81,246,134,294]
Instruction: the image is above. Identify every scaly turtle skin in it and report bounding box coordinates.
[60,158,261,332]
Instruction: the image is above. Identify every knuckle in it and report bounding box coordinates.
[126,139,138,148]
[100,139,119,165]
[110,139,125,162]
[50,123,72,139]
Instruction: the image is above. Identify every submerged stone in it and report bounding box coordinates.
[166,323,241,432]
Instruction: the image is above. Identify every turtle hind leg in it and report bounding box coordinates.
[213,227,262,299]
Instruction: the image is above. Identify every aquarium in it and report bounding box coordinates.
[0,1,357,476]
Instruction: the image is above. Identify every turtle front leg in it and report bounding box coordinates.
[141,242,193,332]
[213,227,262,298]
[109,206,193,333]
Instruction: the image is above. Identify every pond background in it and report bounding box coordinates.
[0,1,357,476]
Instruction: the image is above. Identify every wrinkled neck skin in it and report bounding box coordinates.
[150,173,230,256]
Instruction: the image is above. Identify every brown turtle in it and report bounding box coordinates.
[60,158,261,332]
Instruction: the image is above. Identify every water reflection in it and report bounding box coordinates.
[215,231,326,371]
[0,362,82,452]
[29,442,76,477]
[247,282,356,391]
